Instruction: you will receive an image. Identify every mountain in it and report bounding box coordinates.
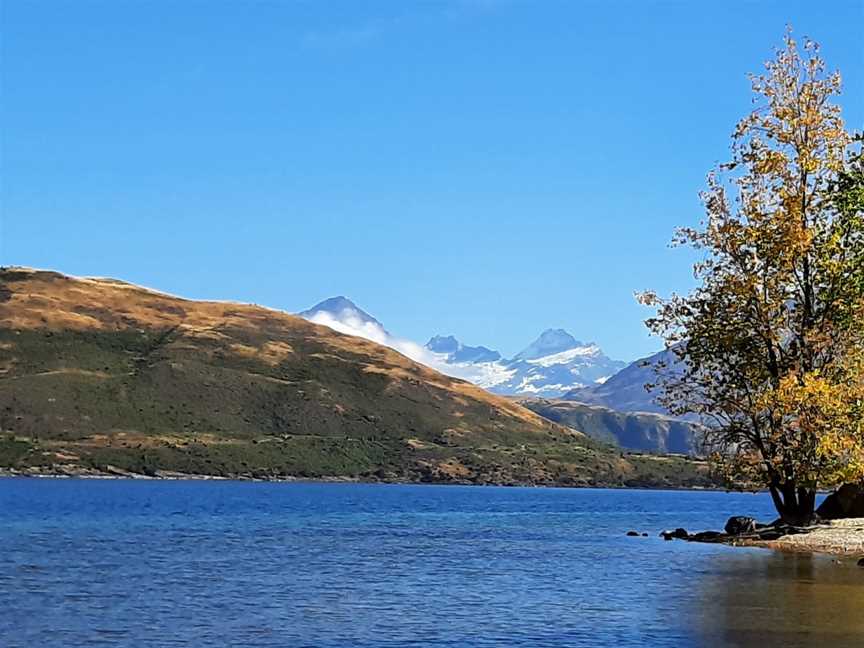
[492,330,626,396]
[423,329,626,398]
[513,329,583,361]
[297,296,451,377]
[563,348,678,415]
[0,268,710,488]
[299,297,625,398]
[518,398,702,455]
[426,335,501,364]
[299,296,385,330]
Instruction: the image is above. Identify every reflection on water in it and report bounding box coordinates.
[692,551,864,647]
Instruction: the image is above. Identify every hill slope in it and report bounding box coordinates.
[0,269,709,487]
[518,398,702,455]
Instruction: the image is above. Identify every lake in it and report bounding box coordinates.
[1,480,862,647]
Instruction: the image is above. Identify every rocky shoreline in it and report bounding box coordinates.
[654,510,864,565]
[649,485,864,561]
[657,517,864,561]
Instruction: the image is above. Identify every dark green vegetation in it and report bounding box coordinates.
[519,398,701,455]
[0,268,712,488]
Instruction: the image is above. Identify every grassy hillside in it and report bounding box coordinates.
[0,268,711,488]
[518,398,702,455]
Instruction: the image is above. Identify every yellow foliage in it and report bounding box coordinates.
[640,29,862,521]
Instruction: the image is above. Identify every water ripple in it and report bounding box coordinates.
[1,480,862,647]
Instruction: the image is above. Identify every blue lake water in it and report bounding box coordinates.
[1,480,863,647]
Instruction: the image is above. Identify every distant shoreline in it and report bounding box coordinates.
[0,464,726,491]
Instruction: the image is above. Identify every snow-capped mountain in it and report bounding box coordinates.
[299,296,627,398]
[512,328,582,361]
[426,329,626,397]
[496,331,626,396]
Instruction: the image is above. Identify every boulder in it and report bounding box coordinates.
[690,531,724,543]
[626,531,640,537]
[725,516,757,535]
[816,484,864,520]
[661,528,690,540]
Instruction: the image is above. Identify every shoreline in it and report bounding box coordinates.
[740,519,864,557]
[0,464,726,491]
[662,518,864,559]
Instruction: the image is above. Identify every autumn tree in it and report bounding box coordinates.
[640,32,864,525]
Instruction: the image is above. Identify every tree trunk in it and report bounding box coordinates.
[768,482,816,526]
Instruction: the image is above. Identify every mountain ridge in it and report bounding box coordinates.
[518,398,702,455]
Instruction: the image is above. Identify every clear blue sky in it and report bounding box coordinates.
[2,1,862,361]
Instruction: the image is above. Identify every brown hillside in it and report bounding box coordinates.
[0,268,710,487]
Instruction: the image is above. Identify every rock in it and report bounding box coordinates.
[661,528,690,540]
[641,533,648,537]
[816,484,864,520]
[626,531,640,537]
[725,516,757,535]
[690,531,724,542]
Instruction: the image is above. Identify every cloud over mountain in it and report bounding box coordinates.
[299,297,627,397]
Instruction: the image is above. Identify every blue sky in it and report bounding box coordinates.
[2,1,862,361]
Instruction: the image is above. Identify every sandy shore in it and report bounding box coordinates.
[742,519,864,557]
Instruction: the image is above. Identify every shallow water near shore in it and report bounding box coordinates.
[1,480,862,647]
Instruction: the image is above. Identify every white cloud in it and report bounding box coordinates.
[303,301,620,398]
[305,310,504,384]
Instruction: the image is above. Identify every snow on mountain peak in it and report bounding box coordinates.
[513,328,586,362]
[525,344,601,367]
[299,297,626,398]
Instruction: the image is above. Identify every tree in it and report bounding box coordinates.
[639,31,864,525]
